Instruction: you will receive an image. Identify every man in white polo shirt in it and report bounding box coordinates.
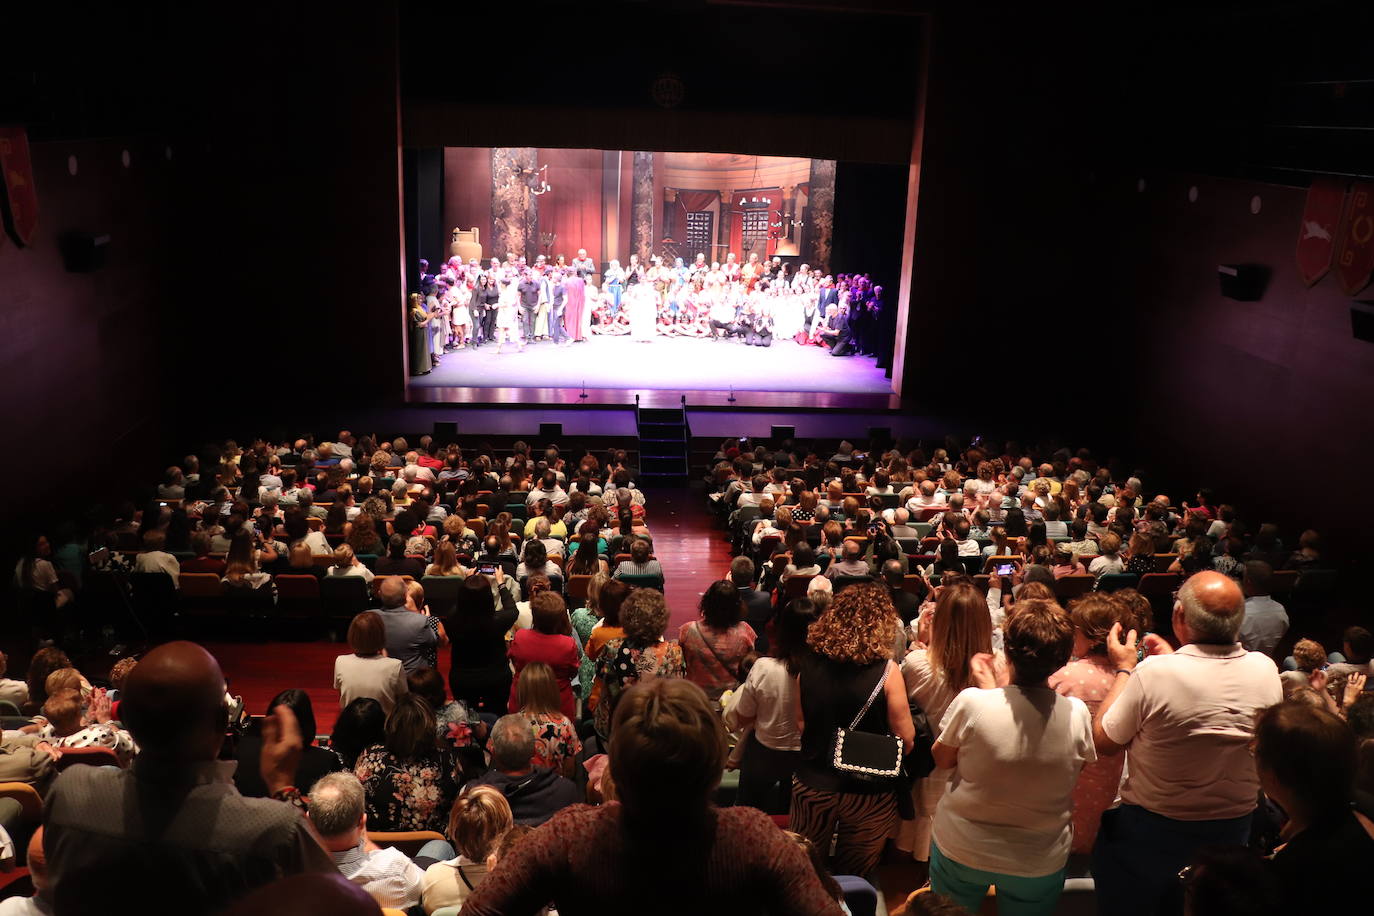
[1089,571,1281,915]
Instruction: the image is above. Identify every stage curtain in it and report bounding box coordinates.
[538,148,603,264]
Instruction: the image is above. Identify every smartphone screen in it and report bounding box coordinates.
[996,563,1014,576]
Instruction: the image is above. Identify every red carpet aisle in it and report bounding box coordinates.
[208,486,732,734]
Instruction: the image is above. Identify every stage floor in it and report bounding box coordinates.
[409,334,894,397]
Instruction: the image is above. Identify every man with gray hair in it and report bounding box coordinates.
[464,715,580,826]
[1090,571,1282,916]
[307,772,452,909]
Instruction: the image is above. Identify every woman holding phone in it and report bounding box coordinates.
[446,571,518,714]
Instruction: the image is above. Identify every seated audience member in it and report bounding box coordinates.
[1090,572,1283,916]
[421,786,515,915]
[525,470,569,508]
[1253,701,1373,909]
[43,642,333,913]
[507,592,580,719]
[325,544,375,582]
[515,538,559,582]
[679,580,757,702]
[1179,846,1281,916]
[1280,638,1327,693]
[374,577,445,673]
[0,731,57,788]
[424,539,467,578]
[307,771,452,910]
[284,542,324,579]
[354,694,458,833]
[461,678,846,916]
[0,828,47,916]
[406,668,485,764]
[334,611,408,715]
[447,572,519,713]
[928,599,1094,915]
[1238,561,1287,657]
[1087,532,1123,578]
[465,714,581,827]
[21,646,71,717]
[329,698,386,770]
[180,531,227,576]
[593,587,686,741]
[612,537,662,579]
[509,663,582,778]
[0,651,29,709]
[234,688,341,798]
[374,533,426,578]
[133,528,180,586]
[1325,626,1374,680]
[724,599,816,815]
[824,537,870,579]
[39,687,136,766]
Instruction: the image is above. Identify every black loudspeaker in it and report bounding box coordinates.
[434,421,458,441]
[1217,264,1269,301]
[770,425,795,442]
[1352,302,1374,344]
[868,427,892,445]
[58,231,111,272]
[539,423,563,442]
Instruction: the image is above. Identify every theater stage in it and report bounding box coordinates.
[406,334,898,410]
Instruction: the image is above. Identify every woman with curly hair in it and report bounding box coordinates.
[791,582,916,876]
[592,588,685,742]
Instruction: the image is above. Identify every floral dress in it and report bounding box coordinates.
[485,711,582,776]
[570,607,600,699]
[593,638,686,740]
[353,744,459,833]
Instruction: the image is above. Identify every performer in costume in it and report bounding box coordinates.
[603,259,625,313]
[494,277,525,354]
[571,248,595,280]
[723,252,741,284]
[627,283,657,343]
[408,293,433,375]
[564,269,587,343]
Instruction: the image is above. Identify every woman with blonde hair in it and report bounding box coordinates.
[511,662,582,777]
[425,540,466,578]
[420,785,514,914]
[325,542,375,582]
[898,581,999,868]
[790,582,917,876]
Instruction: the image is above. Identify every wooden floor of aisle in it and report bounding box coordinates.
[208,484,732,733]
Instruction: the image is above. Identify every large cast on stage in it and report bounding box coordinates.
[407,250,895,375]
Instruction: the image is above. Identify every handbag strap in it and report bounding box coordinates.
[848,664,890,731]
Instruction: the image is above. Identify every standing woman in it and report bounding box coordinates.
[678,580,758,702]
[897,581,998,869]
[446,572,519,714]
[481,271,501,344]
[725,598,818,814]
[409,292,433,376]
[928,599,1094,915]
[493,277,524,354]
[450,281,471,350]
[791,582,916,877]
[563,268,587,343]
[603,259,625,313]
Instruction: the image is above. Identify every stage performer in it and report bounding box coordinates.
[517,269,541,343]
[745,301,774,348]
[723,251,741,284]
[481,272,500,344]
[773,285,804,343]
[494,277,525,354]
[828,301,856,357]
[691,252,708,281]
[426,283,446,364]
[546,269,567,346]
[564,269,587,343]
[572,248,595,280]
[446,281,470,351]
[603,259,625,313]
[627,283,657,344]
[469,274,489,347]
[812,303,840,348]
[741,252,762,291]
[708,287,736,340]
[408,292,433,375]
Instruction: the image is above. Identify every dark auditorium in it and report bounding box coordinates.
[3,1,1373,914]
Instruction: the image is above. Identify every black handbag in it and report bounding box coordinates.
[830,665,904,782]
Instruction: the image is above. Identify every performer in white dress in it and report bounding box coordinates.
[493,277,524,353]
[772,285,804,342]
[627,283,658,343]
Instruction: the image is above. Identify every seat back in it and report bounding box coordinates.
[1152,553,1179,572]
[901,574,925,595]
[421,575,465,618]
[365,830,447,858]
[1053,574,1095,601]
[1268,569,1299,596]
[783,574,816,598]
[831,575,873,593]
[54,746,122,770]
[1138,572,1182,596]
[617,573,664,592]
[0,783,42,823]
[566,574,592,604]
[320,575,371,619]
[1095,573,1139,593]
[179,573,224,598]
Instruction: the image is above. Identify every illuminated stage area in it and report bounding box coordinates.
[409,333,892,397]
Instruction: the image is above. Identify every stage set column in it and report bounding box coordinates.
[630,151,655,263]
[716,188,732,261]
[491,147,539,263]
[805,157,835,272]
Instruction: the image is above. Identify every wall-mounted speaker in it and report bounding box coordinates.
[770,425,795,442]
[1217,264,1268,301]
[539,423,563,442]
[434,421,458,440]
[1352,301,1374,344]
[58,231,110,272]
[868,427,892,446]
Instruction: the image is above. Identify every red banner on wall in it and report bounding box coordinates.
[1336,182,1374,295]
[1296,177,1346,286]
[0,126,38,247]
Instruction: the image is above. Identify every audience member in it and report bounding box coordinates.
[510,662,582,777]
[334,611,408,714]
[593,587,686,741]
[462,678,846,916]
[234,688,342,798]
[421,786,514,914]
[680,580,757,702]
[507,591,580,719]
[1090,572,1283,916]
[464,714,581,826]
[1238,561,1288,658]
[447,572,518,713]
[329,698,386,770]
[43,642,333,913]
[374,577,445,673]
[353,694,458,832]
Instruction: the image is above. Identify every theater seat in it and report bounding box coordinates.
[1095,573,1139,593]
[616,573,664,591]
[835,875,880,916]
[366,830,446,858]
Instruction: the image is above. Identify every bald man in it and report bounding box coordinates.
[42,642,333,914]
[1089,571,1282,916]
[0,827,48,915]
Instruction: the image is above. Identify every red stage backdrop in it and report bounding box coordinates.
[0,127,38,246]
